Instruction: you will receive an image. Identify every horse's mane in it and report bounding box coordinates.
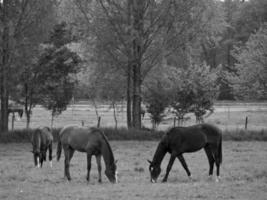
[90,127,115,163]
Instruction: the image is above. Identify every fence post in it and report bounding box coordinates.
[245,116,248,130]
[97,116,101,128]
[173,117,176,127]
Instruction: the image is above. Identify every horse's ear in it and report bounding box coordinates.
[147,159,152,164]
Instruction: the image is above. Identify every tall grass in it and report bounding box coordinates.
[0,127,267,143]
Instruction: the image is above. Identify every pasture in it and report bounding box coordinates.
[9,101,267,131]
[0,141,267,200]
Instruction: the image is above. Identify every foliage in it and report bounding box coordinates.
[144,82,169,129]
[68,0,227,129]
[36,22,81,119]
[229,24,267,100]
[170,63,220,123]
[0,0,57,131]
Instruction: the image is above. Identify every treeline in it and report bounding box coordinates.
[0,0,267,132]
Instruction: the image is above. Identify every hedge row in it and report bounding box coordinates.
[0,127,267,143]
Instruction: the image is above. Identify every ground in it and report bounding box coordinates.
[0,141,266,200]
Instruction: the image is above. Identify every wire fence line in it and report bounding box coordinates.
[8,102,267,130]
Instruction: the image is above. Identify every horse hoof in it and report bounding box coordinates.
[162,179,167,183]
[215,176,220,182]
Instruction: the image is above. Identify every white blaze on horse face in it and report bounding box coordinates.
[37,157,40,168]
[50,161,53,168]
[115,170,118,183]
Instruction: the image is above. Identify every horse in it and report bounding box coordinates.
[57,126,118,183]
[31,127,53,168]
[148,123,222,183]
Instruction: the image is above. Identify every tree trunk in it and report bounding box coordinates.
[127,61,133,128]
[51,113,54,128]
[0,0,10,132]
[25,83,32,129]
[112,102,118,129]
[132,60,142,129]
[126,0,133,128]
[131,0,144,129]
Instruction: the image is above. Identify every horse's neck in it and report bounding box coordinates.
[100,139,114,168]
[33,132,41,152]
[152,143,167,167]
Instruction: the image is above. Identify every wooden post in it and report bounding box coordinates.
[245,116,248,130]
[12,112,15,131]
[173,117,176,127]
[97,116,101,128]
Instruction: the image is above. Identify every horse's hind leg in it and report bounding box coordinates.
[210,145,220,182]
[96,155,102,183]
[86,154,92,182]
[64,147,74,181]
[204,146,215,176]
[48,143,53,167]
[177,154,191,178]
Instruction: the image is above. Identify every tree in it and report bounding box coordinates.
[170,63,220,125]
[144,81,169,129]
[229,24,267,100]
[0,0,57,131]
[36,22,81,127]
[217,0,267,99]
[72,0,224,130]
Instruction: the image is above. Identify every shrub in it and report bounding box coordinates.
[1,127,267,143]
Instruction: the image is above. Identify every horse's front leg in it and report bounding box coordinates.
[162,155,176,182]
[86,153,92,182]
[177,154,191,178]
[96,155,102,183]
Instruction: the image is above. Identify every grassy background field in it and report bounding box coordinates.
[8,101,267,131]
[0,141,266,200]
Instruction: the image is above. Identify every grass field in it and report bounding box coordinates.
[9,102,267,131]
[0,141,267,200]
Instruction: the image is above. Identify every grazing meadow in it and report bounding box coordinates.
[0,141,267,200]
[1,101,267,200]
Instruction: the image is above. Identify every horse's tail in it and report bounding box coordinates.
[57,140,62,161]
[218,135,222,164]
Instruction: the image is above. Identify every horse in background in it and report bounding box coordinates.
[148,123,222,183]
[57,126,117,183]
[31,127,53,168]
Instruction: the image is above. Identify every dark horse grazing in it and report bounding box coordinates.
[148,124,222,183]
[57,126,117,183]
[31,127,53,168]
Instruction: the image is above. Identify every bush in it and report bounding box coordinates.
[100,127,165,141]
[1,127,267,143]
[0,128,61,143]
[223,129,267,141]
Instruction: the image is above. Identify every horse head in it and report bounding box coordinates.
[105,160,118,183]
[147,160,161,183]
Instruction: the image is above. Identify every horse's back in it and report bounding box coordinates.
[166,124,221,153]
[59,126,103,152]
